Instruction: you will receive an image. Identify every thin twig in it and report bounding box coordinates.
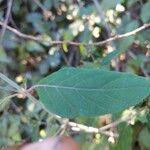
[0,21,149,46]
[0,72,21,91]
[0,0,13,44]
[99,117,130,131]
[33,0,47,12]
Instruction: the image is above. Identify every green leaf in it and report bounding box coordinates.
[110,124,133,150]
[26,12,42,23]
[79,5,95,16]
[63,29,74,41]
[43,0,52,9]
[139,128,150,149]
[3,31,17,49]
[101,0,122,10]
[147,113,150,133]
[37,67,150,118]
[26,41,44,52]
[141,2,150,23]
[127,0,138,7]
[40,34,52,46]
[79,27,92,43]
[0,47,11,63]
[26,12,50,33]
[137,29,150,44]
[101,49,124,65]
[62,43,68,52]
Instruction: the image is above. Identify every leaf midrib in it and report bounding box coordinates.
[37,84,150,91]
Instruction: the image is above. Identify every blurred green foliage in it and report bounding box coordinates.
[0,0,150,149]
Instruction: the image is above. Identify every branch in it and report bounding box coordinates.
[58,116,131,138]
[0,21,149,46]
[0,21,40,41]
[96,23,150,46]
[0,0,13,44]
[67,121,119,137]
[54,114,133,138]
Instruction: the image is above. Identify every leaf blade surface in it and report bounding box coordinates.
[37,68,150,118]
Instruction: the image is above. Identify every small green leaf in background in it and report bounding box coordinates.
[79,27,92,43]
[101,49,123,65]
[37,67,150,118]
[101,0,123,10]
[110,124,133,150]
[26,12,50,33]
[0,47,11,63]
[40,34,52,46]
[39,48,61,74]
[139,128,150,149]
[0,97,10,112]
[3,31,17,49]
[137,29,150,45]
[26,41,44,52]
[147,113,150,133]
[64,29,74,41]
[78,5,95,16]
[140,2,150,23]
[62,43,68,52]
[79,44,87,57]
[127,0,138,7]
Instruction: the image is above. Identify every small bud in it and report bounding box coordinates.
[108,136,115,144]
